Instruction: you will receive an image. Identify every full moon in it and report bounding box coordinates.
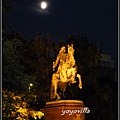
[40,1,47,9]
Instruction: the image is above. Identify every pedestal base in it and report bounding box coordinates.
[41,100,85,120]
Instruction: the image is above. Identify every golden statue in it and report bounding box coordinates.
[50,44,82,100]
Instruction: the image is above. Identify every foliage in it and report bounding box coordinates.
[2,90,44,120]
[2,33,36,94]
[2,30,41,119]
[20,34,55,103]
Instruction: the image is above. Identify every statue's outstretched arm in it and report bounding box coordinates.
[53,54,60,71]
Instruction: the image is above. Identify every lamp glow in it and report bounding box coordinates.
[30,83,33,87]
[29,83,33,92]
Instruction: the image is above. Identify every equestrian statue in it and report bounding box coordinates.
[50,44,82,100]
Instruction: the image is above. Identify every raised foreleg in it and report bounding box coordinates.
[76,74,82,89]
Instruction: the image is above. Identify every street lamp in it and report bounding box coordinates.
[29,83,33,92]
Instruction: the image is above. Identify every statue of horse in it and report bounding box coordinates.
[50,44,82,100]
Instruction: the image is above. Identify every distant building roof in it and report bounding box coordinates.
[99,54,114,68]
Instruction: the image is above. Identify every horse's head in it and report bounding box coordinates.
[68,44,74,55]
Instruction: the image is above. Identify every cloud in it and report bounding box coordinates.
[29,3,50,15]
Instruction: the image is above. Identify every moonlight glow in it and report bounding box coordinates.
[40,1,47,9]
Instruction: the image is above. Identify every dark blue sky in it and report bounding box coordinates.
[8,0,118,66]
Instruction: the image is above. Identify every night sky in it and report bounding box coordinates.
[8,0,118,67]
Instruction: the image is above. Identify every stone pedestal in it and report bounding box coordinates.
[41,100,86,120]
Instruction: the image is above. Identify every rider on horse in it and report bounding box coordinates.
[50,44,82,100]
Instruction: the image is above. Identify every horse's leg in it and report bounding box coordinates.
[50,84,54,99]
[50,73,60,100]
[58,81,67,99]
[54,81,61,100]
[76,74,82,89]
[62,86,66,98]
[62,82,67,98]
